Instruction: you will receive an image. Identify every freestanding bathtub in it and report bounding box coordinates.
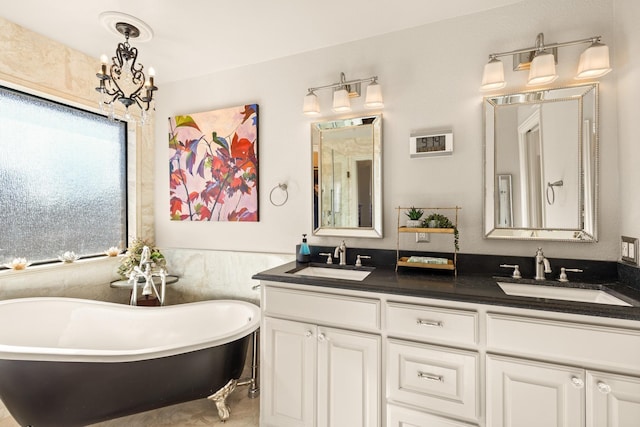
[0,297,260,427]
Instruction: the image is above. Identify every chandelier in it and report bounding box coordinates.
[96,21,157,122]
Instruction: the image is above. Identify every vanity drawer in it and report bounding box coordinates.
[386,302,478,346]
[387,339,479,422]
[487,313,640,372]
[387,404,477,427]
[263,286,380,330]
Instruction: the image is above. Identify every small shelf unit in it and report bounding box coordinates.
[396,206,461,276]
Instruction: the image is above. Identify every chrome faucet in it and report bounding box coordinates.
[534,248,552,280]
[334,240,347,266]
[127,246,167,306]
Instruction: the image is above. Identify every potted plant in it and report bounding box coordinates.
[422,213,459,251]
[405,207,424,228]
[117,237,167,279]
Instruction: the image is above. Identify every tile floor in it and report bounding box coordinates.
[0,386,259,427]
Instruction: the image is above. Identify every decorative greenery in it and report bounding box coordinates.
[422,213,459,251]
[405,206,424,220]
[117,237,166,279]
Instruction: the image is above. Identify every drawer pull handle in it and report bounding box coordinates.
[597,382,612,394]
[305,330,313,338]
[417,371,443,382]
[416,319,443,327]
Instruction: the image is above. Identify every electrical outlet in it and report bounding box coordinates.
[622,236,639,265]
[416,232,430,243]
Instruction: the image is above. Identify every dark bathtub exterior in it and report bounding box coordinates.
[0,335,250,427]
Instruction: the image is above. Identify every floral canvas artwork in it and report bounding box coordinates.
[169,104,258,221]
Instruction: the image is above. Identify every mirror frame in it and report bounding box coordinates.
[312,114,383,238]
[483,83,598,242]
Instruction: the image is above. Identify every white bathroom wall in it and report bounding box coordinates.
[614,0,640,251]
[154,0,620,261]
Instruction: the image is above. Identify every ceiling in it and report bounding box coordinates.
[2,0,523,84]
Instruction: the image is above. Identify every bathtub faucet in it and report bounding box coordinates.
[128,246,167,306]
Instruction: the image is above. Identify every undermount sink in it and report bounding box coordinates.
[497,282,633,307]
[290,266,373,281]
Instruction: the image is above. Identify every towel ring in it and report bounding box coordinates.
[546,180,563,205]
[269,183,288,206]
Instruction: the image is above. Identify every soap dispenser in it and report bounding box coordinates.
[297,234,311,263]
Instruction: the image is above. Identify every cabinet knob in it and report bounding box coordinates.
[597,381,612,394]
[305,330,313,338]
[317,333,326,342]
[570,376,585,388]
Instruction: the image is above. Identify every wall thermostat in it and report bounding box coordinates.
[409,130,453,158]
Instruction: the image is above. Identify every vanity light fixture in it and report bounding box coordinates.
[303,90,320,116]
[480,32,612,91]
[96,13,157,122]
[303,72,383,116]
[576,40,612,79]
[527,50,558,86]
[481,57,506,91]
[332,86,351,113]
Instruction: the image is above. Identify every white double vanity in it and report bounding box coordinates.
[255,265,640,427]
[262,72,640,427]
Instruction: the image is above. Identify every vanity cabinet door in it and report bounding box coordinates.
[316,326,380,427]
[487,354,584,427]
[587,371,640,427]
[262,317,317,427]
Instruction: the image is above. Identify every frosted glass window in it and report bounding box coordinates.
[0,86,127,265]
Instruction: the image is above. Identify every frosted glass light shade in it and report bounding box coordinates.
[364,82,384,108]
[527,51,558,86]
[303,92,320,116]
[332,88,351,112]
[576,42,612,79]
[480,58,506,91]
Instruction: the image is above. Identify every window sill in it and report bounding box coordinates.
[1,255,122,278]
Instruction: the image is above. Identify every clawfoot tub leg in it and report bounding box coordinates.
[207,379,237,422]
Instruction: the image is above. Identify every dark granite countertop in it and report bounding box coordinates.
[253,262,640,321]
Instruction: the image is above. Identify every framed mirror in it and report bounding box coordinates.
[483,84,598,242]
[312,115,382,238]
